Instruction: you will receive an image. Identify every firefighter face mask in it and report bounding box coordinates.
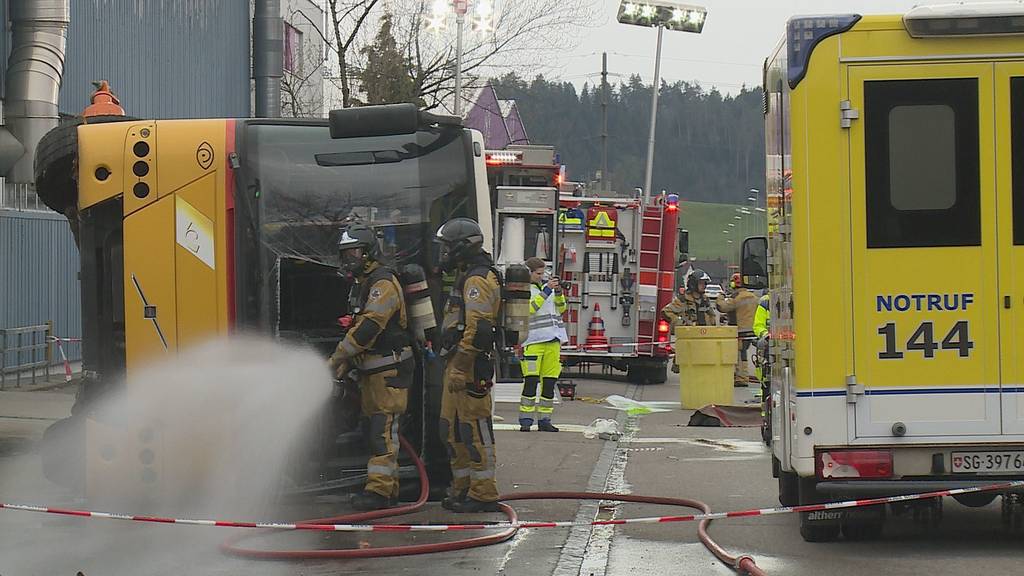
[436,240,457,272]
[339,247,367,276]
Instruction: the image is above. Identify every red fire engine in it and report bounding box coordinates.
[486,145,680,384]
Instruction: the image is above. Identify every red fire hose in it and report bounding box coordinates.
[221,436,519,559]
[221,437,766,575]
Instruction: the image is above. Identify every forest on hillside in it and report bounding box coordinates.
[489,73,765,205]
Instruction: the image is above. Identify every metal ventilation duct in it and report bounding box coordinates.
[253,0,282,118]
[5,0,69,183]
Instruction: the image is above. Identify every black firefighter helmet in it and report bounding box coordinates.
[338,222,382,275]
[435,218,484,271]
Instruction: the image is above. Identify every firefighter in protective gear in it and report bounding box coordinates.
[717,273,759,384]
[661,269,719,328]
[662,269,717,373]
[519,257,567,433]
[328,223,414,511]
[436,218,503,513]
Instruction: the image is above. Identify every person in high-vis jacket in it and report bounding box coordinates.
[328,223,414,511]
[753,294,770,339]
[753,293,771,382]
[519,257,567,433]
[436,218,503,513]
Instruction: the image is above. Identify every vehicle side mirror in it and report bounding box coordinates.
[740,236,768,290]
[677,229,689,261]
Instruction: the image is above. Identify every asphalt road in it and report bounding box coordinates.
[0,374,1021,575]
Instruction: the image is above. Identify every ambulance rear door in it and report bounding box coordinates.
[848,63,1001,439]
[995,61,1024,435]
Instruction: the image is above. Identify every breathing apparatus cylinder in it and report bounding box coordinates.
[502,264,532,346]
[400,264,436,344]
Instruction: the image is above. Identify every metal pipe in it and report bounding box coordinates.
[642,25,664,203]
[253,0,283,118]
[5,0,69,183]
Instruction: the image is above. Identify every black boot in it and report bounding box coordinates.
[449,497,502,513]
[519,419,533,432]
[441,489,468,511]
[538,420,559,433]
[351,491,396,511]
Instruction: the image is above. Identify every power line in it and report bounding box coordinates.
[554,50,761,68]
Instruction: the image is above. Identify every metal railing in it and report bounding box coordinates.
[0,182,49,212]
[0,324,52,389]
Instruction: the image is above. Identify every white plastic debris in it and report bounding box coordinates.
[603,394,678,415]
[583,418,622,441]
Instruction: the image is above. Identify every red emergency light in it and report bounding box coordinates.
[657,319,671,343]
[665,193,679,212]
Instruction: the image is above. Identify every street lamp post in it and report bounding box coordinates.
[617,1,706,202]
[454,10,464,116]
[643,24,664,204]
[428,0,493,116]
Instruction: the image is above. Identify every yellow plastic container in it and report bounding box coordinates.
[675,325,738,409]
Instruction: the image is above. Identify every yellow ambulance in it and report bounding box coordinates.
[744,2,1024,542]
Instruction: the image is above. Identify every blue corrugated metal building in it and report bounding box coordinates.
[59,0,251,118]
[3,0,253,365]
[0,209,81,361]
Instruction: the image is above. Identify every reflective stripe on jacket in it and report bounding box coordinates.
[523,283,568,346]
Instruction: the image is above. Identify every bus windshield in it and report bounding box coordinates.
[243,122,475,267]
[235,121,477,333]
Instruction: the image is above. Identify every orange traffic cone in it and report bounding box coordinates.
[83,80,125,118]
[585,303,609,351]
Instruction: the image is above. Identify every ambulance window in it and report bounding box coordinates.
[889,105,956,210]
[864,78,980,248]
[1012,77,1024,245]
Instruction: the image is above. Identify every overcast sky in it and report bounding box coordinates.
[556,0,970,94]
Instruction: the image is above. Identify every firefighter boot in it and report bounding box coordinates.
[449,497,502,513]
[442,488,469,511]
[351,491,397,511]
[538,420,560,432]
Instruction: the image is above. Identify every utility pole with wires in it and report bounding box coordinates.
[601,51,609,191]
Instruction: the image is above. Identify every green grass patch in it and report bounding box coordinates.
[678,200,767,263]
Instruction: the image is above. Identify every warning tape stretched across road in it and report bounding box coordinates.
[2,481,1022,533]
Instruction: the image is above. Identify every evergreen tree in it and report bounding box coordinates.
[490,73,765,205]
[357,14,421,106]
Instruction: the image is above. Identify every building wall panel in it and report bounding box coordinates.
[58,0,251,119]
[0,210,81,361]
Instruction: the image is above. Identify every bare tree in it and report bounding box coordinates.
[327,0,382,108]
[324,0,598,109]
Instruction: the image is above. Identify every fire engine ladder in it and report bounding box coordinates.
[637,207,665,350]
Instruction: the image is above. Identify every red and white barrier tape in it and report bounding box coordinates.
[46,336,80,383]
[2,481,1021,533]
[561,341,667,352]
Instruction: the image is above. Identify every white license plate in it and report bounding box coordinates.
[952,451,1024,473]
